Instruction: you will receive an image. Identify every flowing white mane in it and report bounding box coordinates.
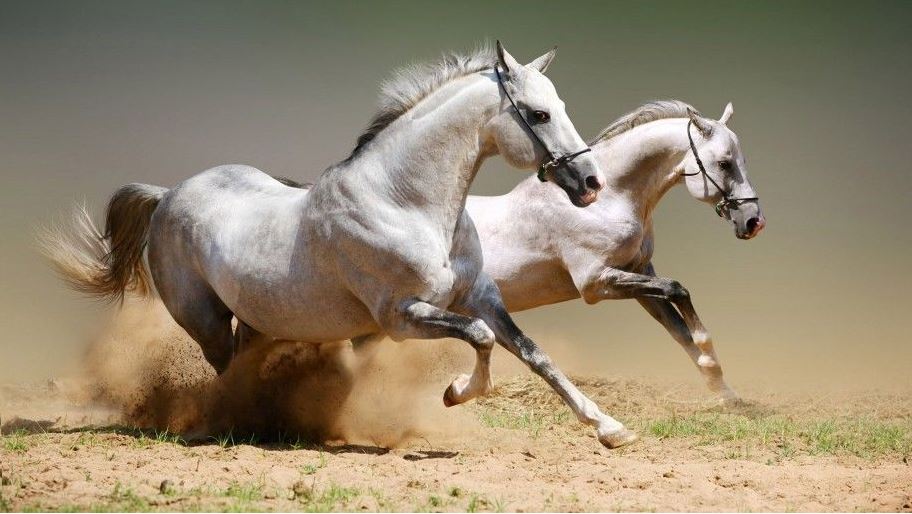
[348,45,496,158]
[590,100,698,145]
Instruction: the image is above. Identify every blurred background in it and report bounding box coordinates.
[1,0,910,391]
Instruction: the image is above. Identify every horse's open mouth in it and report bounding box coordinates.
[579,189,598,205]
[563,186,598,207]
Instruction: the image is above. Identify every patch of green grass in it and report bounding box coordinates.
[152,429,185,446]
[368,488,390,512]
[804,419,912,458]
[211,429,237,449]
[107,482,151,511]
[478,407,571,437]
[287,435,306,451]
[301,452,327,475]
[644,412,912,459]
[20,482,161,513]
[220,481,264,512]
[466,494,491,513]
[65,432,107,452]
[2,429,30,454]
[427,494,444,509]
[0,488,11,512]
[129,429,183,449]
[298,483,360,512]
[222,481,264,502]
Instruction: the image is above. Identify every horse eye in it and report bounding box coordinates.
[532,110,551,123]
[718,160,732,172]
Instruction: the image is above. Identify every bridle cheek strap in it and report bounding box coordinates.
[538,147,592,182]
[493,66,592,183]
[684,120,758,219]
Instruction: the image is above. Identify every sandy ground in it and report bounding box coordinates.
[2,375,911,512]
[1,304,910,512]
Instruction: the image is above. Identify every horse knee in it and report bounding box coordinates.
[666,280,690,302]
[466,319,495,350]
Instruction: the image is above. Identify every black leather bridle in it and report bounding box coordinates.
[684,119,758,219]
[493,66,592,183]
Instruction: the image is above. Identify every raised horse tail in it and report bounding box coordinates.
[40,183,168,302]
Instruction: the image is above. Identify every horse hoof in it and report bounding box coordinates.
[442,374,471,407]
[716,388,743,408]
[443,383,461,407]
[598,428,639,449]
[720,395,745,408]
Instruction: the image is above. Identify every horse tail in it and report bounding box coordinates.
[40,183,168,303]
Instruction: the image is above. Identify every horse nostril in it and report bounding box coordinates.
[747,217,761,234]
[585,175,603,191]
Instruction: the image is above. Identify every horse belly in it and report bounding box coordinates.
[235,283,379,342]
[487,257,580,312]
[208,239,380,342]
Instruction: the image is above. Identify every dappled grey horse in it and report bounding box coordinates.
[45,43,645,448]
[468,101,764,404]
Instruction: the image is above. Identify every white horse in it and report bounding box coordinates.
[45,43,644,449]
[467,100,765,404]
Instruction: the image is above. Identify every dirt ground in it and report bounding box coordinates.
[1,304,910,512]
[3,377,911,512]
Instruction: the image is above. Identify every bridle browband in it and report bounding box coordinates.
[684,119,758,218]
[493,66,592,183]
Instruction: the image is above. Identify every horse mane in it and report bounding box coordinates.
[590,100,699,145]
[271,175,312,189]
[346,44,496,160]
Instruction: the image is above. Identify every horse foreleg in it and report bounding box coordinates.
[385,300,495,407]
[461,274,638,449]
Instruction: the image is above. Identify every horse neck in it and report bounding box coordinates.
[593,118,692,222]
[350,74,498,228]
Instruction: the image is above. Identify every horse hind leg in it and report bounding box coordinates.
[180,305,235,374]
[234,320,269,355]
[159,279,236,374]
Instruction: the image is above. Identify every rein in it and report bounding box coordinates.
[493,66,592,182]
[684,120,758,218]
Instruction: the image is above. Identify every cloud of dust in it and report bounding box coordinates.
[77,300,480,447]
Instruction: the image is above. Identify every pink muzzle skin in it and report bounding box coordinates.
[747,216,766,239]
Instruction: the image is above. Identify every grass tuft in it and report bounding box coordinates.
[297,483,360,512]
[644,412,912,459]
[1,430,29,454]
[478,407,570,437]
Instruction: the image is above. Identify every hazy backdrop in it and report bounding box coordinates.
[2,0,910,391]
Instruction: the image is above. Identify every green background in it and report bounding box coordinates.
[2,1,910,390]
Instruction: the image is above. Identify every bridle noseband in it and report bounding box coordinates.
[493,66,592,183]
[684,119,758,219]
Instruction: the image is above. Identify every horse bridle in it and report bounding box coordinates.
[684,119,758,219]
[493,66,592,183]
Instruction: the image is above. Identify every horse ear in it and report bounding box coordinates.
[496,40,522,77]
[719,102,734,125]
[688,108,713,137]
[527,46,557,74]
